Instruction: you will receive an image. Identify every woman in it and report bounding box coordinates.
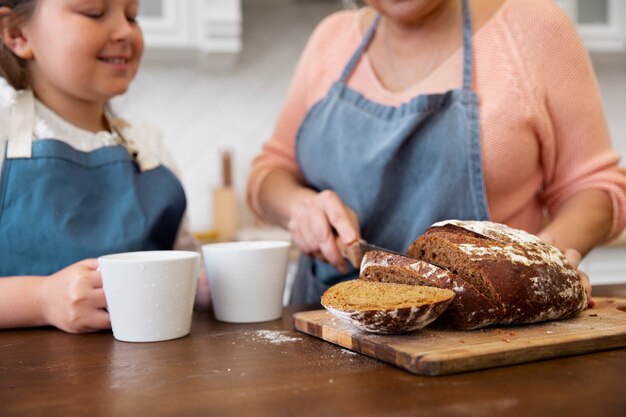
[246,0,626,304]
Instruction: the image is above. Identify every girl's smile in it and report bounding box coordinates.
[97,54,132,72]
[3,0,143,131]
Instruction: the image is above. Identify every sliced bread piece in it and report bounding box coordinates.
[321,280,455,334]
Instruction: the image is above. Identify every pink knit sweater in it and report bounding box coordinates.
[247,0,626,239]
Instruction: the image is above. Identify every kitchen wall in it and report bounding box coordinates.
[592,52,626,160]
[114,0,626,237]
[115,0,343,233]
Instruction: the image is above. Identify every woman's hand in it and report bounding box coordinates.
[288,190,360,273]
[39,259,111,333]
[537,232,594,308]
[562,248,594,308]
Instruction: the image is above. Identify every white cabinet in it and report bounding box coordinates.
[556,0,626,52]
[139,0,190,48]
[138,0,242,67]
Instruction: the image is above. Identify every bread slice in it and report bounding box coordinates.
[408,220,588,325]
[360,251,503,329]
[321,280,454,334]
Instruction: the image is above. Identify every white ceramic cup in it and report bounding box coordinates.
[202,240,290,323]
[98,250,200,342]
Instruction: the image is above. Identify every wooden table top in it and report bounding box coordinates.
[1,284,625,417]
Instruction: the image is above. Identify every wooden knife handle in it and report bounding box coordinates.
[336,237,364,269]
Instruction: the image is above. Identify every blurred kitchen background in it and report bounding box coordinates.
[113,0,626,285]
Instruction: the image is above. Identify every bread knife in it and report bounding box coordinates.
[337,238,452,272]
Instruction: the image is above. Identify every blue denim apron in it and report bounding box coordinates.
[291,0,489,304]
[0,89,187,276]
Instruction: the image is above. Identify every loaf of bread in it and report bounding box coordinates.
[321,280,455,334]
[360,251,502,329]
[404,220,588,328]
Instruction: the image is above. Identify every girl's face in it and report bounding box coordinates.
[19,0,143,104]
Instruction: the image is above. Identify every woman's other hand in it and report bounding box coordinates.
[562,248,594,308]
[288,190,360,273]
[40,259,111,333]
[537,232,594,308]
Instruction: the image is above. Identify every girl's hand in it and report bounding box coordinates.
[537,232,594,308]
[288,190,360,274]
[39,259,111,333]
[194,270,211,311]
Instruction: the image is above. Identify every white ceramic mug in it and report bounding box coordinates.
[98,250,200,342]
[202,240,290,323]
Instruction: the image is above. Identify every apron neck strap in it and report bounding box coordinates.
[339,14,381,83]
[7,89,35,159]
[105,107,160,172]
[461,0,473,90]
[339,0,473,90]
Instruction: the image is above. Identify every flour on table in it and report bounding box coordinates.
[253,330,302,344]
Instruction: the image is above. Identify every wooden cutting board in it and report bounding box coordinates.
[293,297,626,376]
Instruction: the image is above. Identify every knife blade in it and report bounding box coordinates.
[337,238,451,272]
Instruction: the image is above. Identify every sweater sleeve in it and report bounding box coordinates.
[521,0,626,239]
[245,12,354,221]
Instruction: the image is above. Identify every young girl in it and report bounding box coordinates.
[0,0,204,333]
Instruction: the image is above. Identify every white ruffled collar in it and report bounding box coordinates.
[1,76,120,146]
[1,77,160,171]
[0,76,16,106]
[34,100,120,146]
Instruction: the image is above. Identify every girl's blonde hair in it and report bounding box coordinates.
[0,0,38,90]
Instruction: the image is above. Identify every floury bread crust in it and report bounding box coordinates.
[321,280,455,334]
[360,251,502,330]
[407,220,588,326]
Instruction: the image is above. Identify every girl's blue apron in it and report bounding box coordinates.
[292,0,489,304]
[0,89,187,276]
